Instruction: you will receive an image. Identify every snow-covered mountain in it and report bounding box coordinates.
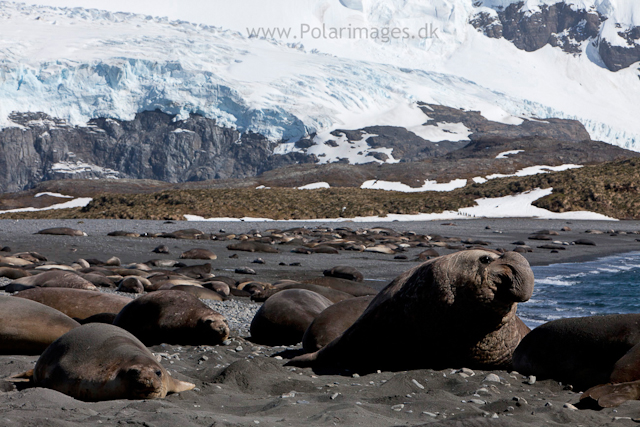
[2,1,639,144]
[0,0,638,191]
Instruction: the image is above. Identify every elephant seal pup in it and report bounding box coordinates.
[10,323,195,401]
[113,290,229,346]
[35,227,87,236]
[302,296,374,352]
[13,288,131,321]
[513,314,640,408]
[0,296,80,355]
[250,289,333,346]
[288,249,533,373]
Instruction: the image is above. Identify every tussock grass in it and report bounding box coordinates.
[3,159,640,220]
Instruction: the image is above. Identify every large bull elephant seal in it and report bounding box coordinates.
[513,314,640,408]
[288,249,534,373]
[0,296,80,355]
[9,323,195,401]
[113,290,229,346]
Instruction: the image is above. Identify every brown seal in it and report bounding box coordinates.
[9,323,195,401]
[250,289,333,346]
[35,227,87,236]
[302,295,375,352]
[180,249,217,260]
[0,296,80,355]
[13,288,131,321]
[323,266,364,282]
[288,249,533,373]
[227,241,279,253]
[113,290,229,346]
[512,314,640,408]
[302,276,377,297]
[252,282,354,304]
[8,270,97,291]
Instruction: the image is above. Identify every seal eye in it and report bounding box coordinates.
[479,255,492,264]
[155,370,162,377]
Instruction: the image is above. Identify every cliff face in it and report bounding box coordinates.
[471,1,640,72]
[0,105,614,193]
[0,111,312,193]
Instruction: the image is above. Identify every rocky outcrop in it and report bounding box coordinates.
[599,27,640,72]
[471,2,640,71]
[472,2,601,54]
[0,111,314,193]
[0,104,625,193]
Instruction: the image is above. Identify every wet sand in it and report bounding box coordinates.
[1,218,640,426]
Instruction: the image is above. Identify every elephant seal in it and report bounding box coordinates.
[13,288,131,321]
[159,284,225,301]
[302,295,374,352]
[513,314,640,408]
[10,323,195,401]
[252,282,354,304]
[36,227,87,236]
[288,249,533,373]
[227,241,279,253]
[0,267,30,280]
[8,270,97,291]
[113,290,229,346]
[0,296,80,355]
[302,276,377,297]
[180,249,217,260]
[250,289,333,346]
[323,266,364,282]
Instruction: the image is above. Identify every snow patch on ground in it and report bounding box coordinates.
[307,132,400,165]
[496,150,524,159]
[361,179,468,192]
[51,161,120,178]
[0,197,93,215]
[484,164,582,180]
[298,182,330,190]
[183,187,615,222]
[34,192,74,198]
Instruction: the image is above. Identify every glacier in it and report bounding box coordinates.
[0,0,639,151]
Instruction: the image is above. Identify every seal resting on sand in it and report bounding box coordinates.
[0,296,80,355]
[250,289,333,346]
[288,249,534,373]
[13,288,131,321]
[513,314,640,408]
[302,296,374,352]
[113,290,229,346]
[9,323,195,401]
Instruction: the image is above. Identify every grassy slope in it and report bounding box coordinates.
[1,159,638,220]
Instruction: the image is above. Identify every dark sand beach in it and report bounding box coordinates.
[1,218,640,426]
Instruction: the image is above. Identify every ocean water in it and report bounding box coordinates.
[519,251,640,328]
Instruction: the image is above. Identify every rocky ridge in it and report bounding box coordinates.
[0,104,627,194]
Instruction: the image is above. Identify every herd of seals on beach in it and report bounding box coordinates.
[1,223,640,415]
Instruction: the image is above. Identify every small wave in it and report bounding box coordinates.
[535,278,577,286]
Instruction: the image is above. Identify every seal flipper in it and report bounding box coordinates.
[167,376,196,394]
[581,381,640,408]
[286,351,318,368]
[5,369,34,385]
